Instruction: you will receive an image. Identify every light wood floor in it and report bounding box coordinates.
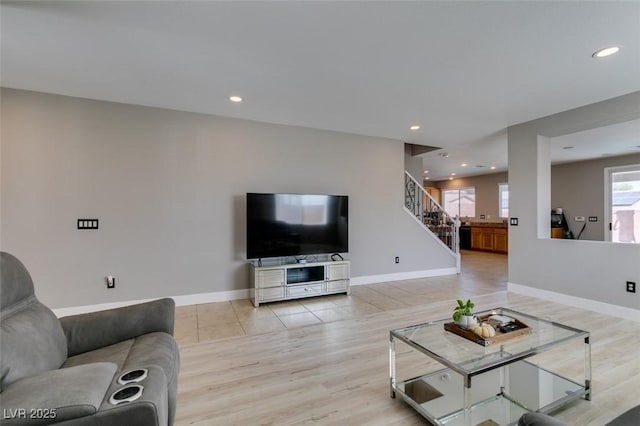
[173,250,508,346]
[174,251,639,425]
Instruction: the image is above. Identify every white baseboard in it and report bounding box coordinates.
[172,289,250,307]
[52,289,250,317]
[508,282,640,322]
[350,268,458,286]
[52,269,459,316]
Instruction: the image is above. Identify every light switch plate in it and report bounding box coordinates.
[78,219,99,229]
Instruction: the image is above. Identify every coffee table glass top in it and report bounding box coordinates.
[391,307,589,376]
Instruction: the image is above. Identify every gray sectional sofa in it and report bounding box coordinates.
[519,407,640,426]
[0,252,180,425]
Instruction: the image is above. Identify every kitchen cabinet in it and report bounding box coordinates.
[471,228,483,249]
[470,226,508,254]
[493,228,508,253]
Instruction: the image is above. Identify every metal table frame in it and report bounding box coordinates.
[389,307,591,425]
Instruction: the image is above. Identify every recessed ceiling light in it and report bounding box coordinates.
[409,125,420,131]
[461,163,468,167]
[490,166,496,170]
[449,177,454,181]
[424,170,429,174]
[229,96,243,102]
[592,46,620,58]
[425,177,430,180]
[450,172,456,176]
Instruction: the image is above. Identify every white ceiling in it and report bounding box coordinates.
[2,1,639,180]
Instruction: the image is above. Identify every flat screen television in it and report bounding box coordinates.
[246,193,348,259]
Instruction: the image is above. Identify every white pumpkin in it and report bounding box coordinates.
[471,323,495,338]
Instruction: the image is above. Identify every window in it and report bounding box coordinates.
[606,165,640,243]
[498,183,509,218]
[442,187,475,218]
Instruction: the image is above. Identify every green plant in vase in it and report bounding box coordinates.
[453,299,476,329]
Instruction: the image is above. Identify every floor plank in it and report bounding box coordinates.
[174,252,638,425]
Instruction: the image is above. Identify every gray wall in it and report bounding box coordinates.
[404,144,424,182]
[429,153,640,240]
[508,91,640,311]
[552,153,640,241]
[1,89,455,309]
[433,172,508,222]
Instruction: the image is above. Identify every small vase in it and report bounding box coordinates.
[457,315,477,329]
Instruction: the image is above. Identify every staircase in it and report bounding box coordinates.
[404,171,461,272]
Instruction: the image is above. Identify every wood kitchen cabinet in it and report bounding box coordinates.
[471,228,483,249]
[470,226,508,254]
[480,232,494,251]
[551,228,564,239]
[493,228,508,253]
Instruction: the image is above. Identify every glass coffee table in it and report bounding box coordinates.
[389,307,591,426]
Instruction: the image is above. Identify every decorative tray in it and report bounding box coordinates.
[444,315,530,346]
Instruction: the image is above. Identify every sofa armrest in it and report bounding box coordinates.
[518,413,569,426]
[0,362,117,426]
[605,404,640,426]
[59,298,175,356]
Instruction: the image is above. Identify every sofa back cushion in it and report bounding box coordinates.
[1,252,67,391]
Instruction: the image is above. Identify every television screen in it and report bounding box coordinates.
[246,193,348,259]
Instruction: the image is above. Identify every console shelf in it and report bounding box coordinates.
[249,260,350,307]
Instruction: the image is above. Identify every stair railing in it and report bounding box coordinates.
[404,171,460,255]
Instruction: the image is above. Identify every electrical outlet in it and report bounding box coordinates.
[588,216,598,222]
[395,256,399,264]
[627,281,636,293]
[106,276,115,289]
[510,218,518,226]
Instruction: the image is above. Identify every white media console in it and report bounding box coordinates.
[249,260,350,307]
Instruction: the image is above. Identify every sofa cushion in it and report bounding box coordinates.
[1,252,68,391]
[518,412,568,426]
[1,301,68,392]
[63,332,179,425]
[605,404,640,426]
[62,339,134,371]
[63,332,178,387]
[1,253,37,310]
[0,362,117,425]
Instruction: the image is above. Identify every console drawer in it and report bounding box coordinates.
[259,286,285,301]
[326,280,348,292]
[287,284,323,298]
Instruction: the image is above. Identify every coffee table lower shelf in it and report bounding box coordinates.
[391,361,587,426]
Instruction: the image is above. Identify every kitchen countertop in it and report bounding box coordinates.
[465,222,508,229]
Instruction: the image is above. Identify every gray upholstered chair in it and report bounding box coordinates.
[0,252,180,425]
